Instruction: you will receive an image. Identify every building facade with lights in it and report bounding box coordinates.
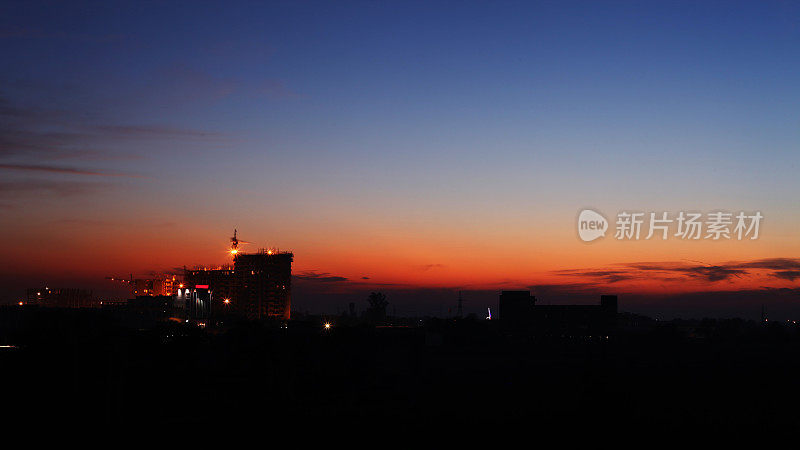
[181,266,234,325]
[131,276,179,297]
[181,250,293,324]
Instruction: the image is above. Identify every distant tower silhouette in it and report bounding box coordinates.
[457,291,463,318]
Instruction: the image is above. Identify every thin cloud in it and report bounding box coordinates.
[0,93,224,160]
[48,219,116,227]
[0,179,111,197]
[0,96,66,121]
[624,263,747,282]
[416,264,446,272]
[0,163,142,177]
[86,124,224,139]
[555,269,634,284]
[294,271,349,283]
[734,258,800,271]
[0,26,124,42]
[557,258,800,285]
[773,271,800,281]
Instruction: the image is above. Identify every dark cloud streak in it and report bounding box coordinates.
[0,179,111,197]
[558,258,800,285]
[0,163,142,177]
[0,93,223,160]
[294,271,349,283]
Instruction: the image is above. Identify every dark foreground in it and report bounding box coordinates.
[2,307,800,431]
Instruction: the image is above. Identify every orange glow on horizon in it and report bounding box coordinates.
[4,216,798,300]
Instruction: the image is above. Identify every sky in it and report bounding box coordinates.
[1,1,799,318]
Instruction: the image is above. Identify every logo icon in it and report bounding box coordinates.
[578,209,608,242]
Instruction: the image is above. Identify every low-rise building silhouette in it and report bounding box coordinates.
[500,291,618,336]
[25,287,96,308]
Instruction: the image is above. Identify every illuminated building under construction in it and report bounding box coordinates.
[181,231,293,324]
[106,275,179,297]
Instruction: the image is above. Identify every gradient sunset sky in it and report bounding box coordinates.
[1,1,799,316]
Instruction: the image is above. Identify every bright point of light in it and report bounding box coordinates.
[324,322,331,330]
[230,249,238,255]
[223,299,231,304]
[18,302,23,306]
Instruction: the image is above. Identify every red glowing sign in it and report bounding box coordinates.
[195,284,209,289]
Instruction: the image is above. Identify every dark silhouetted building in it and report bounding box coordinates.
[234,251,293,321]
[126,295,175,324]
[499,290,536,330]
[26,287,96,308]
[499,290,618,336]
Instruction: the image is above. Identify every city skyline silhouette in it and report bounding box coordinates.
[3,1,800,431]
[2,2,799,318]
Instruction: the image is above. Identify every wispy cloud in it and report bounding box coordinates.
[294,271,349,283]
[0,93,224,159]
[773,271,800,281]
[556,258,800,286]
[0,163,142,177]
[555,269,634,284]
[734,258,800,271]
[86,124,223,139]
[0,26,124,42]
[0,91,222,203]
[627,263,747,282]
[0,179,111,198]
[416,264,445,272]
